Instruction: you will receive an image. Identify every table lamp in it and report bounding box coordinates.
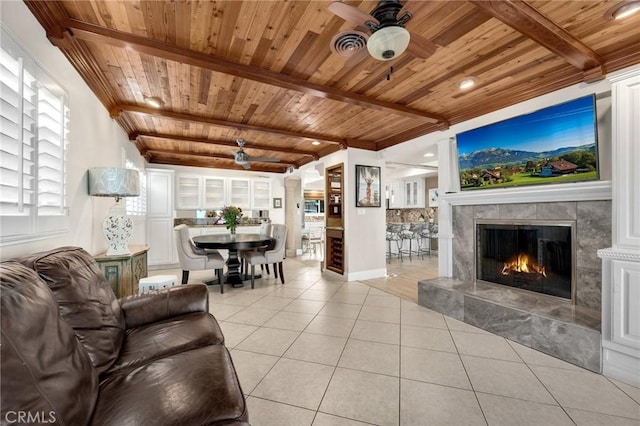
[88,167,140,255]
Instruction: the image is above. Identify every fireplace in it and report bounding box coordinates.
[475,220,576,302]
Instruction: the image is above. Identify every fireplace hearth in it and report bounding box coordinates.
[476,220,575,302]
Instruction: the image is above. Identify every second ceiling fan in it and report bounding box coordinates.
[328,0,437,61]
[232,139,280,170]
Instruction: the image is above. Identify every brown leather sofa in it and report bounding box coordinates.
[1,246,249,425]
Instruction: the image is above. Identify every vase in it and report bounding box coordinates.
[229,226,236,235]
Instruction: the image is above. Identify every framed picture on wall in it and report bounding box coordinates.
[355,165,381,207]
[273,198,282,209]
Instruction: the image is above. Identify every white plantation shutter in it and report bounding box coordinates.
[36,85,67,215]
[125,156,146,216]
[1,29,68,241]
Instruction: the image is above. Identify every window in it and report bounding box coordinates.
[124,155,146,216]
[1,29,69,241]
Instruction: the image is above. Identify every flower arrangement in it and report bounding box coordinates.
[221,206,242,234]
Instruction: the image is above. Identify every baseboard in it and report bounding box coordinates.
[346,268,387,282]
[603,347,640,387]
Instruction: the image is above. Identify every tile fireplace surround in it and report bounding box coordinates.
[419,201,611,372]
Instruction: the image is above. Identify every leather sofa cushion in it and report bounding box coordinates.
[107,312,225,374]
[18,246,125,375]
[90,345,248,425]
[0,262,98,425]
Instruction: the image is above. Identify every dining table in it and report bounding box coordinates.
[192,233,273,287]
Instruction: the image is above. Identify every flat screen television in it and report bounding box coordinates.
[456,94,598,191]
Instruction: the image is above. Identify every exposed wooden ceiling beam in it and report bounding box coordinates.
[63,18,447,124]
[132,132,319,160]
[113,104,378,149]
[470,1,604,79]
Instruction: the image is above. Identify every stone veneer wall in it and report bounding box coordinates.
[452,201,611,311]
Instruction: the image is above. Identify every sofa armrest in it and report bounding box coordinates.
[119,284,209,329]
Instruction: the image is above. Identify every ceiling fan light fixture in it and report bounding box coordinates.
[367,26,410,61]
[606,1,640,19]
[144,96,164,108]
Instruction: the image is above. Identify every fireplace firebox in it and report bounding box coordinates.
[475,220,575,302]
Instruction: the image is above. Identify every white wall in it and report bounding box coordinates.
[345,149,386,280]
[0,1,147,259]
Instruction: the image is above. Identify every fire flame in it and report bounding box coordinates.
[501,254,547,277]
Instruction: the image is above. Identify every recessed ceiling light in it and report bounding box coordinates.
[311,141,320,145]
[144,96,164,108]
[458,77,477,90]
[423,153,435,157]
[606,1,640,19]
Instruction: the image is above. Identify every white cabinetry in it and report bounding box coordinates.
[203,177,226,209]
[404,179,425,208]
[175,175,201,209]
[388,180,404,208]
[251,179,271,210]
[228,178,251,209]
[146,169,177,266]
[598,67,640,387]
[388,178,424,208]
[175,174,272,210]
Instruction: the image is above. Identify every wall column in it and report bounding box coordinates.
[597,66,640,387]
[284,176,302,257]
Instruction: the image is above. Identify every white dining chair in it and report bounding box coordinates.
[243,224,287,289]
[174,224,226,292]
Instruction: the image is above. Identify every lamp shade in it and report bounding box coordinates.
[88,167,140,197]
[367,26,410,61]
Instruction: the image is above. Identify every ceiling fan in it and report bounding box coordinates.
[231,138,281,170]
[328,0,437,61]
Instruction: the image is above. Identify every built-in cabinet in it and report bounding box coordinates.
[228,178,251,209]
[251,179,272,210]
[203,177,226,208]
[175,174,270,210]
[388,178,425,208]
[325,163,344,275]
[404,179,425,207]
[147,169,177,266]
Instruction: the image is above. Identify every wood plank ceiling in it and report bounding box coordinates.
[25,0,640,173]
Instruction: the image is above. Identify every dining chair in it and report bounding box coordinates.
[243,224,287,289]
[240,221,272,275]
[307,226,324,256]
[173,224,226,293]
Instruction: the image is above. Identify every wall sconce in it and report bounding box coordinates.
[88,167,140,256]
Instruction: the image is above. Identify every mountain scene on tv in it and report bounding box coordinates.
[456,95,598,190]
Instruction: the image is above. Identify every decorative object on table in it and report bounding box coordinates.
[428,188,439,207]
[88,167,140,256]
[273,198,282,209]
[355,165,381,207]
[221,205,243,234]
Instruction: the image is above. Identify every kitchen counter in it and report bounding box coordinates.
[174,218,267,227]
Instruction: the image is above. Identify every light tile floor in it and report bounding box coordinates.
[150,257,640,426]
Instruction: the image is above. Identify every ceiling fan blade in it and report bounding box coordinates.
[406,34,437,59]
[241,163,251,170]
[328,1,379,26]
[246,157,281,163]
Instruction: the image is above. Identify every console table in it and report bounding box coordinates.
[94,245,149,298]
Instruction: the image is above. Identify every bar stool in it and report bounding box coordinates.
[398,223,420,261]
[416,223,431,258]
[385,223,403,262]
